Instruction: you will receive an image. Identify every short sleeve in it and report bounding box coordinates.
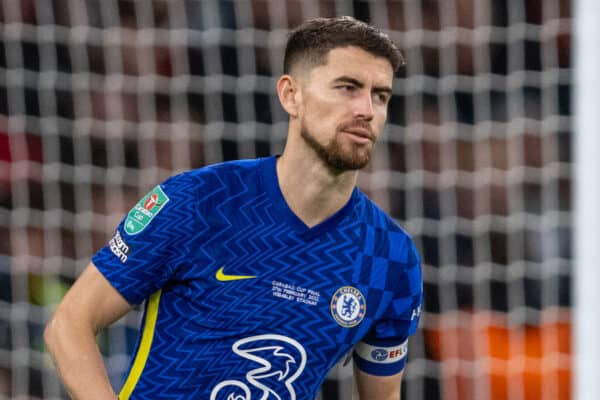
[92,174,195,305]
[353,239,423,376]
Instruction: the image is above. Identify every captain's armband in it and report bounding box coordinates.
[353,338,408,376]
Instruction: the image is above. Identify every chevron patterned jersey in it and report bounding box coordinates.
[92,156,423,399]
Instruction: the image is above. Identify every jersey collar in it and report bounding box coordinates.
[259,156,361,239]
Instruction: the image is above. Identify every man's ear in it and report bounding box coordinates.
[277,74,301,118]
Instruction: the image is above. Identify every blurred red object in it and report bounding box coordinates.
[424,310,571,400]
[0,122,43,192]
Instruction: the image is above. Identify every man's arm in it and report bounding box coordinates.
[354,367,404,400]
[44,262,132,399]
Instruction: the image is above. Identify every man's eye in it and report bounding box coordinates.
[375,93,389,104]
[337,85,356,91]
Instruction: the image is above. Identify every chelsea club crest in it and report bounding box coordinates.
[330,286,366,328]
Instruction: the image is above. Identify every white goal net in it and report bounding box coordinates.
[0,1,572,399]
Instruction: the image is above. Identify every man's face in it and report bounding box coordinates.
[297,46,394,171]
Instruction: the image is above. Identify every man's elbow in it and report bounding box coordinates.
[44,309,78,353]
[44,313,62,353]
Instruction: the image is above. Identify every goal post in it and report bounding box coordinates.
[573,1,600,400]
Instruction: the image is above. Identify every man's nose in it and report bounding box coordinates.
[353,91,374,120]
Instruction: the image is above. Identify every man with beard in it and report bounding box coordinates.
[45,16,423,400]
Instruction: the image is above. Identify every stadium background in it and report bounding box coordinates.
[0,0,572,399]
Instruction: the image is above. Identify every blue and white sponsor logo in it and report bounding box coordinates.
[330,286,366,328]
[355,339,408,364]
[210,334,307,400]
[108,230,130,263]
[371,348,388,362]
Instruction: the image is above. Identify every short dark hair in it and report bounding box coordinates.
[283,16,404,74]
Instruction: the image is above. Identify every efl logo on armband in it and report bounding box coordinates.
[355,339,408,364]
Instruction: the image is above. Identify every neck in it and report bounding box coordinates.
[276,143,358,228]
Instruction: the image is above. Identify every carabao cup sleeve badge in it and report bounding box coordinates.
[124,185,170,235]
[330,286,366,328]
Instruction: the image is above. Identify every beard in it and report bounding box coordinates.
[300,123,374,171]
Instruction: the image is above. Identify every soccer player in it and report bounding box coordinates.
[44,16,423,400]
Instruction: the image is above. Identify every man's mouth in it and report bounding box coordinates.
[341,127,374,143]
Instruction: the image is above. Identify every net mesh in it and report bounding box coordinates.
[0,1,572,399]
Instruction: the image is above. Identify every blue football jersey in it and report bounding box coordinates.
[92,156,422,399]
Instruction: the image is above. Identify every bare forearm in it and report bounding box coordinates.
[354,367,403,400]
[356,386,401,400]
[44,317,116,399]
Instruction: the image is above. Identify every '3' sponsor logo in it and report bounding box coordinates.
[210,334,307,400]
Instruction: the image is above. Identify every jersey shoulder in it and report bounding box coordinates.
[117,157,266,245]
[356,192,419,265]
[170,157,265,188]
[163,157,266,204]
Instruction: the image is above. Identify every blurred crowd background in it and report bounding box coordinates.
[0,1,572,399]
